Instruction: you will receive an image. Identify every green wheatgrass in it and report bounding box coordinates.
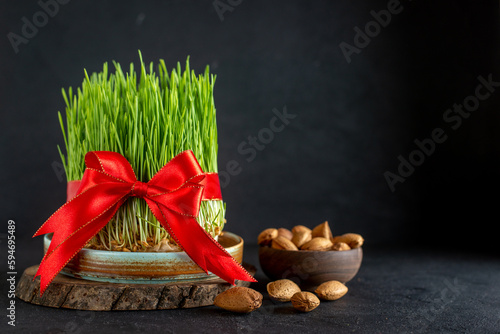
[58,51,226,251]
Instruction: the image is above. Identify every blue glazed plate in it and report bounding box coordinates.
[43,231,244,284]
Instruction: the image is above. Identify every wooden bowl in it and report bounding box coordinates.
[44,231,244,284]
[258,245,363,291]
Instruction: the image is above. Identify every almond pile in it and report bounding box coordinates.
[258,221,364,251]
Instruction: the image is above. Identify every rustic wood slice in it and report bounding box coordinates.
[16,263,256,311]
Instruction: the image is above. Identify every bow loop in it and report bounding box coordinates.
[149,151,204,190]
[85,151,137,183]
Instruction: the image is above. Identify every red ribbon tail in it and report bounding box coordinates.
[35,198,127,295]
[148,200,256,285]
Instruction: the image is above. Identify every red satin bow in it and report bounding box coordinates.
[34,150,256,294]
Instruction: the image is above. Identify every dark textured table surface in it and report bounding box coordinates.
[2,243,500,334]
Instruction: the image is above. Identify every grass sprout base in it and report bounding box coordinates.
[58,52,225,251]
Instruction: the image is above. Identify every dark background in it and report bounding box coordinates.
[1,1,500,333]
[1,0,500,262]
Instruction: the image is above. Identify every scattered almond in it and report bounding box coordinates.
[311,221,333,240]
[272,236,299,251]
[267,279,301,302]
[315,280,348,301]
[258,228,279,245]
[300,237,333,251]
[331,242,350,251]
[277,228,293,240]
[214,287,263,313]
[291,292,320,312]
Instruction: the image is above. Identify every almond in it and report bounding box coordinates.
[331,242,350,251]
[277,228,293,240]
[315,280,348,301]
[311,221,333,240]
[291,225,312,234]
[258,228,279,245]
[330,235,343,244]
[214,287,263,313]
[339,233,364,249]
[271,236,299,251]
[291,230,312,248]
[291,292,320,312]
[267,279,301,302]
[300,237,333,251]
